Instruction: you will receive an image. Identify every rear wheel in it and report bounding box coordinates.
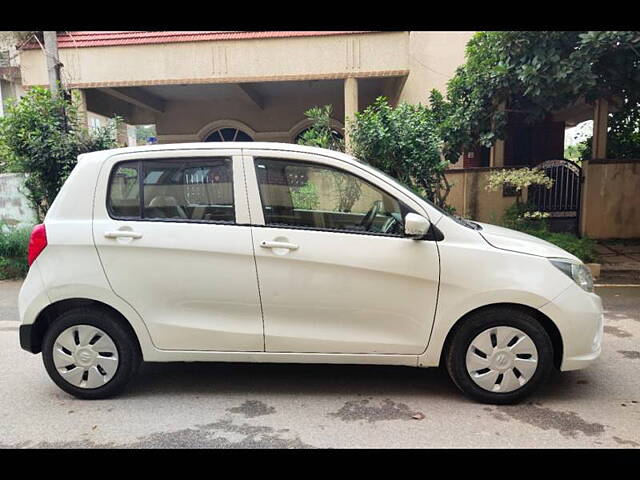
[445,307,554,404]
[42,308,141,399]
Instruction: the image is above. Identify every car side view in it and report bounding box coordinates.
[18,143,603,404]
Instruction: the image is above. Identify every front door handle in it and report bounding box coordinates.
[104,231,143,239]
[260,240,299,250]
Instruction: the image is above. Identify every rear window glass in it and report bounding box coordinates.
[108,162,140,218]
[107,158,234,223]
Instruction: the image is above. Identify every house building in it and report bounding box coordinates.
[16,31,474,148]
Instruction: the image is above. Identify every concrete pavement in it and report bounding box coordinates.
[0,280,638,448]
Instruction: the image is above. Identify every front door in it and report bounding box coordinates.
[244,150,440,355]
[93,150,264,352]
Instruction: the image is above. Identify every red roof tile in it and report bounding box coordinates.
[24,31,371,49]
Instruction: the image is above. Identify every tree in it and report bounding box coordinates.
[433,31,640,163]
[348,97,451,208]
[0,87,119,219]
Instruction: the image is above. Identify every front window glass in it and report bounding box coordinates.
[255,158,406,236]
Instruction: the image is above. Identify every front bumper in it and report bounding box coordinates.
[539,283,603,371]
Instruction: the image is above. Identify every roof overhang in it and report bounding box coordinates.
[19,31,409,89]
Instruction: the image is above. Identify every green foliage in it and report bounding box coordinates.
[433,31,640,163]
[501,202,550,232]
[0,223,32,280]
[297,105,344,152]
[500,203,596,263]
[349,97,451,207]
[486,167,553,204]
[0,87,120,220]
[564,143,587,163]
[290,182,320,210]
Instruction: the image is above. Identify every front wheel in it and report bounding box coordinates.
[445,307,554,404]
[42,308,141,399]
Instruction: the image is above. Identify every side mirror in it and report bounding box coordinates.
[404,213,431,239]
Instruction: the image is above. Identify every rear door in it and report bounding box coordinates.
[244,149,440,355]
[93,149,264,352]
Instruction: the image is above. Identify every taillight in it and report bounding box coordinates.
[28,224,48,266]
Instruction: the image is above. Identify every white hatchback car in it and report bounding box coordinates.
[19,143,603,403]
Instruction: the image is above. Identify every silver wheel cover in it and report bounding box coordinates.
[52,325,119,389]
[466,326,538,393]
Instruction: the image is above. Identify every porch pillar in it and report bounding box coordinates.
[592,98,608,160]
[344,76,359,153]
[489,139,505,167]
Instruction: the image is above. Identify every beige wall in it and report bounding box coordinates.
[19,32,409,88]
[445,167,523,223]
[582,160,640,239]
[399,31,475,104]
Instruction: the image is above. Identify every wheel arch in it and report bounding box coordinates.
[24,298,143,357]
[438,302,564,370]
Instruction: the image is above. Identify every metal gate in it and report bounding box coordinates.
[528,159,582,234]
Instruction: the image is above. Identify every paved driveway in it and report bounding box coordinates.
[0,280,638,448]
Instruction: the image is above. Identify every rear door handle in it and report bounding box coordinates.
[104,231,143,239]
[260,240,299,250]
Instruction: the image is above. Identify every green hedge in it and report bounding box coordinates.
[0,223,32,280]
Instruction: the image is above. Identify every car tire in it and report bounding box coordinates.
[42,307,141,400]
[445,307,554,405]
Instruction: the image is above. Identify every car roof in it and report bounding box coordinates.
[78,142,356,164]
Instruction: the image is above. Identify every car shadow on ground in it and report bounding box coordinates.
[124,361,599,404]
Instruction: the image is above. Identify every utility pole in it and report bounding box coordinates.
[43,31,61,94]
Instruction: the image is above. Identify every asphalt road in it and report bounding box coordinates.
[1,280,639,448]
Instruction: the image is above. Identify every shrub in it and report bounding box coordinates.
[0,223,32,279]
[296,105,345,152]
[349,97,451,208]
[501,202,550,233]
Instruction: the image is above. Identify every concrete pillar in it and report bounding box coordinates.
[579,161,590,237]
[592,98,608,160]
[489,139,505,167]
[344,77,359,153]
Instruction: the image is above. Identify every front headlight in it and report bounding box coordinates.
[549,258,594,293]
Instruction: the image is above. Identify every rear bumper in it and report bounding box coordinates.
[539,284,603,371]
